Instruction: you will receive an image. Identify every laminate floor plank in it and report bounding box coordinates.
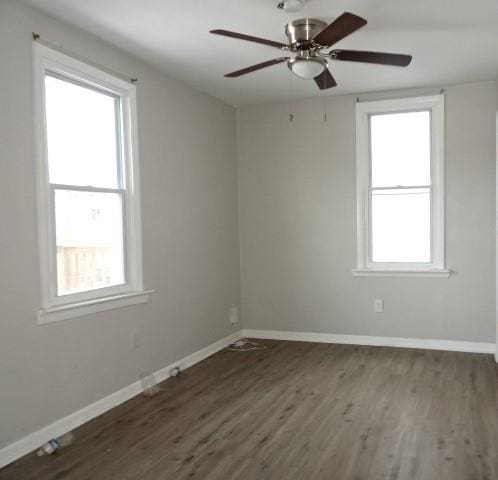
[1,341,496,480]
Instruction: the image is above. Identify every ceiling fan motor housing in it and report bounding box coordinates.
[285,18,327,48]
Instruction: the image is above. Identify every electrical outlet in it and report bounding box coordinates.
[374,299,384,313]
[229,306,239,325]
[131,332,141,350]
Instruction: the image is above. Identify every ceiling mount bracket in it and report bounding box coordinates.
[277,0,307,13]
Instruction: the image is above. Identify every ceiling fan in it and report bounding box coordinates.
[210,12,412,90]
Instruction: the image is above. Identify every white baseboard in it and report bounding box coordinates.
[2,328,493,469]
[0,330,242,470]
[242,329,495,355]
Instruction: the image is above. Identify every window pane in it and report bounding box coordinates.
[371,188,431,263]
[45,74,120,188]
[371,111,431,187]
[54,190,125,295]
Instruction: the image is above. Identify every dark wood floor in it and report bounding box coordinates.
[1,340,497,480]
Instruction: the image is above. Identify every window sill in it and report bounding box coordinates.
[352,269,451,278]
[37,290,154,324]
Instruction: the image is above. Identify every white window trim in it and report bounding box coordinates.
[37,290,154,324]
[33,43,151,323]
[355,94,449,277]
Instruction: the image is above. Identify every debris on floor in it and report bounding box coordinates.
[228,338,267,351]
[37,432,75,456]
[139,371,161,396]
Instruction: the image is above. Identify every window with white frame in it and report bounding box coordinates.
[34,43,149,322]
[354,95,448,276]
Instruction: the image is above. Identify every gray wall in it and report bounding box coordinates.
[496,80,498,357]
[237,81,497,343]
[0,1,240,449]
[1,0,496,455]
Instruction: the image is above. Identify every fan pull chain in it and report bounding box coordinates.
[288,70,294,122]
[322,90,328,122]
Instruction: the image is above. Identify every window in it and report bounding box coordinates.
[34,44,150,323]
[354,95,448,277]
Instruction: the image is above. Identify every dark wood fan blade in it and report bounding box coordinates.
[210,29,288,49]
[313,12,367,47]
[330,49,412,66]
[224,57,290,77]
[314,68,337,90]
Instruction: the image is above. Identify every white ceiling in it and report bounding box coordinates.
[24,0,498,107]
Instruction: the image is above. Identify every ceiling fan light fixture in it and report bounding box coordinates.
[288,56,326,79]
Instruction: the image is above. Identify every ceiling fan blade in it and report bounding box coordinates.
[314,68,337,90]
[224,57,290,78]
[210,29,288,49]
[313,12,367,48]
[331,49,412,66]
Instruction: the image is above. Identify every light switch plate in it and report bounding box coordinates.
[131,331,141,350]
[374,299,384,313]
[229,306,239,324]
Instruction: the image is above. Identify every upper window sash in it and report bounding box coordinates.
[355,95,446,275]
[44,71,125,190]
[33,43,144,311]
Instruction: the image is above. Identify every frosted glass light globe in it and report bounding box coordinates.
[290,58,325,79]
